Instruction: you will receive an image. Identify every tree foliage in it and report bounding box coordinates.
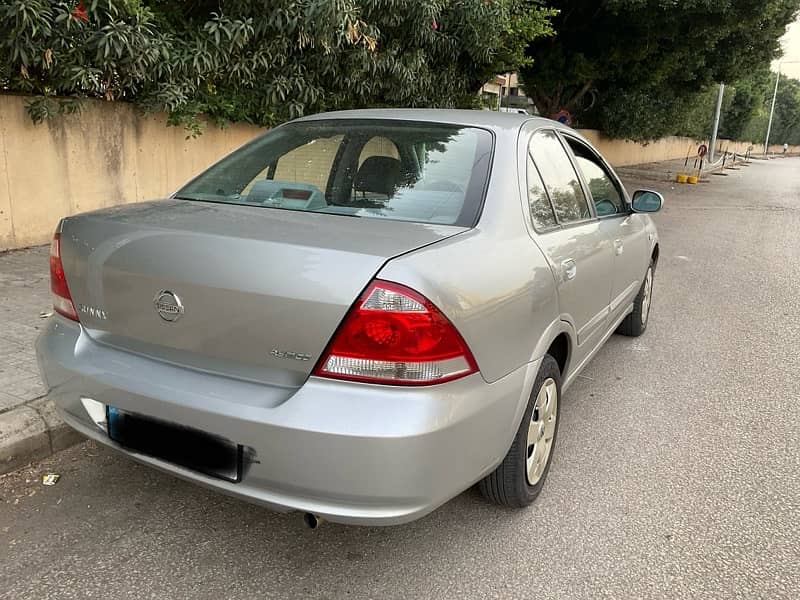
[520,0,800,140]
[668,69,800,147]
[0,0,163,120]
[758,73,800,145]
[682,68,800,147]
[0,0,555,131]
[718,67,773,141]
[646,66,775,143]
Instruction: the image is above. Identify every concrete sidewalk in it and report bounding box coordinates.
[0,246,83,474]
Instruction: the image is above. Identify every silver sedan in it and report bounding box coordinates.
[36,109,661,526]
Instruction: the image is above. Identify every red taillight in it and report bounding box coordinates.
[50,231,78,321]
[313,280,478,385]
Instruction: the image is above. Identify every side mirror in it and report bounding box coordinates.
[631,190,663,213]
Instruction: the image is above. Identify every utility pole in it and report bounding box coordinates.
[765,64,781,156]
[709,83,725,163]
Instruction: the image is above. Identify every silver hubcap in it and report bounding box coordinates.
[526,378,558,486]
[641,268,653,325]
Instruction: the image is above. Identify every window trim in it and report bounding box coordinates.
[558,132,631,220]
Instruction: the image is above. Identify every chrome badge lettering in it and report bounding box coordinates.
[271,349,312,362]
[78,304,108,320]
[154,290,184,322]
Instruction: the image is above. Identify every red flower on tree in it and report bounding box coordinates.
[71,1,88,22]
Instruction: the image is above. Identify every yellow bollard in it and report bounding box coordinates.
[687,175,698,184]
[676,173,688,184]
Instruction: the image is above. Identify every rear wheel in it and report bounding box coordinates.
[479,355,561,508]
[616,263,654,337]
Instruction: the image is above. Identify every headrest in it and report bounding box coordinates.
[354,156,401,196]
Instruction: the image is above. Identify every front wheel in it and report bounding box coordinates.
[479,354,561,508]
[616,262,654,337]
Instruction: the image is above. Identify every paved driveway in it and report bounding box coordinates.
[1,159,798,599]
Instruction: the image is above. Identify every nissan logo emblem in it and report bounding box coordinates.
[154,290,184,322]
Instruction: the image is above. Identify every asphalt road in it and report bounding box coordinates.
[2,158,799,599]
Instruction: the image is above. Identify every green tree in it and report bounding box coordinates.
[719,67,773,141]
[727,72,800,146]
[740,111,770,145]
[0,0,164,121]
[766,74,800,145]
[520,0,800,140]
[668,86,725,141]
[0,0,555,131]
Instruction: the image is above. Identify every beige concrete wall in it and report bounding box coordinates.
[2,93,797,251]
[0,94,263,251]
[578,128,800,166]
[577,129,698,166]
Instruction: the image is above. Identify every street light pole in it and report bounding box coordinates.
[709,83,725,163]
[765,64,781,156]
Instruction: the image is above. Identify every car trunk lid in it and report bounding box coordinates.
[59,199,465,388]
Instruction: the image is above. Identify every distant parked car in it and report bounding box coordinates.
[499,107,530,114]
[37,109,661,526]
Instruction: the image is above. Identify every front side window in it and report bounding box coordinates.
[565,137,626,217]
[176,120,494,227]
[529,130,591,224]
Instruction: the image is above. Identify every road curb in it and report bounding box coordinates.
[0,398,84,475]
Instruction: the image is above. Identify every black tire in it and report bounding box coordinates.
[479,354,561,508]
[616,262,654,337]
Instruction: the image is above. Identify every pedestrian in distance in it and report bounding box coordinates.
[783,142,789,157]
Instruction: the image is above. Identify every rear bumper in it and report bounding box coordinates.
[36,317,535,525]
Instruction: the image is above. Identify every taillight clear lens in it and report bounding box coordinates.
[50,231,78,321]
[314,280,478,385]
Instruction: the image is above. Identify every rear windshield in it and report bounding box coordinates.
[175,119,494,227]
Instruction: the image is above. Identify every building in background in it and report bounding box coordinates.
[480,73,536,114]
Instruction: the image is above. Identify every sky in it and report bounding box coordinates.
[773,17,800,79]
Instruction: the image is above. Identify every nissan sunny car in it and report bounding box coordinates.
[37,109,661,526]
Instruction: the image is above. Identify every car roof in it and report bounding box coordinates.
[294,108,561,134]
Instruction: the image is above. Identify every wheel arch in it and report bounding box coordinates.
[532,319,575,377]
[546,332,571,376]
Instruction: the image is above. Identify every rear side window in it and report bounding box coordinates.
[529,130,591,224]
[526,154,557,230]
[176,120,494,227]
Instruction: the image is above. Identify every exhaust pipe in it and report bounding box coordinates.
[303,512,324,530]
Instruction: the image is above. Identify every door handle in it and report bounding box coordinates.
[614,239,624,255]
[561,259,577,281]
